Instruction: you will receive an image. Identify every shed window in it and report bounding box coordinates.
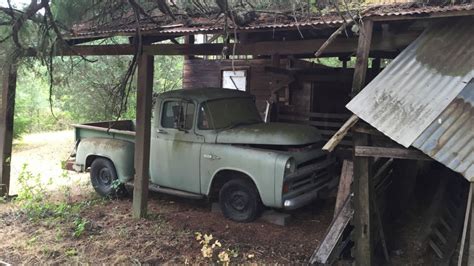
[161,101,195,130]
[222,70,247,91]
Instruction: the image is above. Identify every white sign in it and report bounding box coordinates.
[222,70,247,91]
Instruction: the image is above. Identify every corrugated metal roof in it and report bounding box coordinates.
[346,16,473,180]
[363,3,474,17]
[69,3,474,39]
[412,82,473,180]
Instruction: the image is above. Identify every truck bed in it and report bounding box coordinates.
[73,120,136,143]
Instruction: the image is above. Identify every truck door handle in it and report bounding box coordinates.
[157,129,168,135]
[203,154,220,160]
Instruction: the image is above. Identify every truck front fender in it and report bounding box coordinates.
[75,138,135,183]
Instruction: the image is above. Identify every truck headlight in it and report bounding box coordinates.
[285,158,296,175]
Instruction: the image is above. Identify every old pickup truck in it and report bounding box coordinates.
[68,88,336,222]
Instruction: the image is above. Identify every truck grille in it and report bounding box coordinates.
[283,157,335,199]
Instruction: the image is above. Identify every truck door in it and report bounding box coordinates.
[150,99,203,193]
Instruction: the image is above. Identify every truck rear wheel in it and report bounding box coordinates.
[90,158,125,198]
[219,179,262,222]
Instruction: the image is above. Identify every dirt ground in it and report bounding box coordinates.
[0,131,334,264]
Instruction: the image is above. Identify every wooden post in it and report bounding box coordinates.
[184,35,195,60]
[352,19,374,266]
[0,64,17,197]
[132,55,154,218]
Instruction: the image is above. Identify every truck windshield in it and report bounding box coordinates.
[198,97,262,130]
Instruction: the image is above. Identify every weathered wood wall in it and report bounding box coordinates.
[183,58,291,114]
[183,58,345,115]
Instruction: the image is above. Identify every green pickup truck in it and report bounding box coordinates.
[68,88,337,222]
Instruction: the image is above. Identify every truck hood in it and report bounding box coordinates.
[216,122,322,145]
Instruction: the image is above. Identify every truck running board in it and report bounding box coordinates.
[126,182,204,200]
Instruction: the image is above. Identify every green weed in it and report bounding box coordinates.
[73,217,89,238]
[14,164,102,238]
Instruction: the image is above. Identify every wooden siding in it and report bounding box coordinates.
[183,58,296,114]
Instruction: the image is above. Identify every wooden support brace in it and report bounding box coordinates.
[322,114,359,152]
[132,55,154,218]
[0,64,17,197]
[458,182,473,265]
[334,160,353,218]
[314,20,354,58]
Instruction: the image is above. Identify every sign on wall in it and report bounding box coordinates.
[222,70,247,91]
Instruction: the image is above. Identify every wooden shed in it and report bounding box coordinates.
[1,1,473,264]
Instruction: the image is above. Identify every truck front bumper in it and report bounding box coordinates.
[283,190,320,210]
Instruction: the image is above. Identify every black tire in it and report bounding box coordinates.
[90,158,125,198]
[219,179,263,222]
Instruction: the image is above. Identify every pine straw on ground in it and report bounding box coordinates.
[1,130,334,264]
[0,189,333,264]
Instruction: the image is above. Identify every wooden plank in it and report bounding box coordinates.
[352,19,374,266]
[459,182,473,265]
[0,64,17,197]
[322,114,359,152]
[310,195,354,264]
[334,160,353,218]
[354,146,432,160]
[132,55,154,219]
[469,183,474,266]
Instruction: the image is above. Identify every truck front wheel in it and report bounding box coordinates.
[90,158,125,198]
[219,179,263,222]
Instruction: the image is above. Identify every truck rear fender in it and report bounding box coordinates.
[75,138,135,183]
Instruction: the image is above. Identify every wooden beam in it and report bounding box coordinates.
[132,55,154,218]
[334,160,353,218]
[352,19,374,266]
[0,64,17,197]
[354,146,432,160]
[26,32,419,57]
[323,114,359,152]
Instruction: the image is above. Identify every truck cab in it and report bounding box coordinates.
[70,88,337,222]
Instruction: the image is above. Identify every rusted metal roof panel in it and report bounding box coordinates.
[68,3,474,39]
[346,17,474,148]
[363,3,474,17]
[412,82,473,180]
